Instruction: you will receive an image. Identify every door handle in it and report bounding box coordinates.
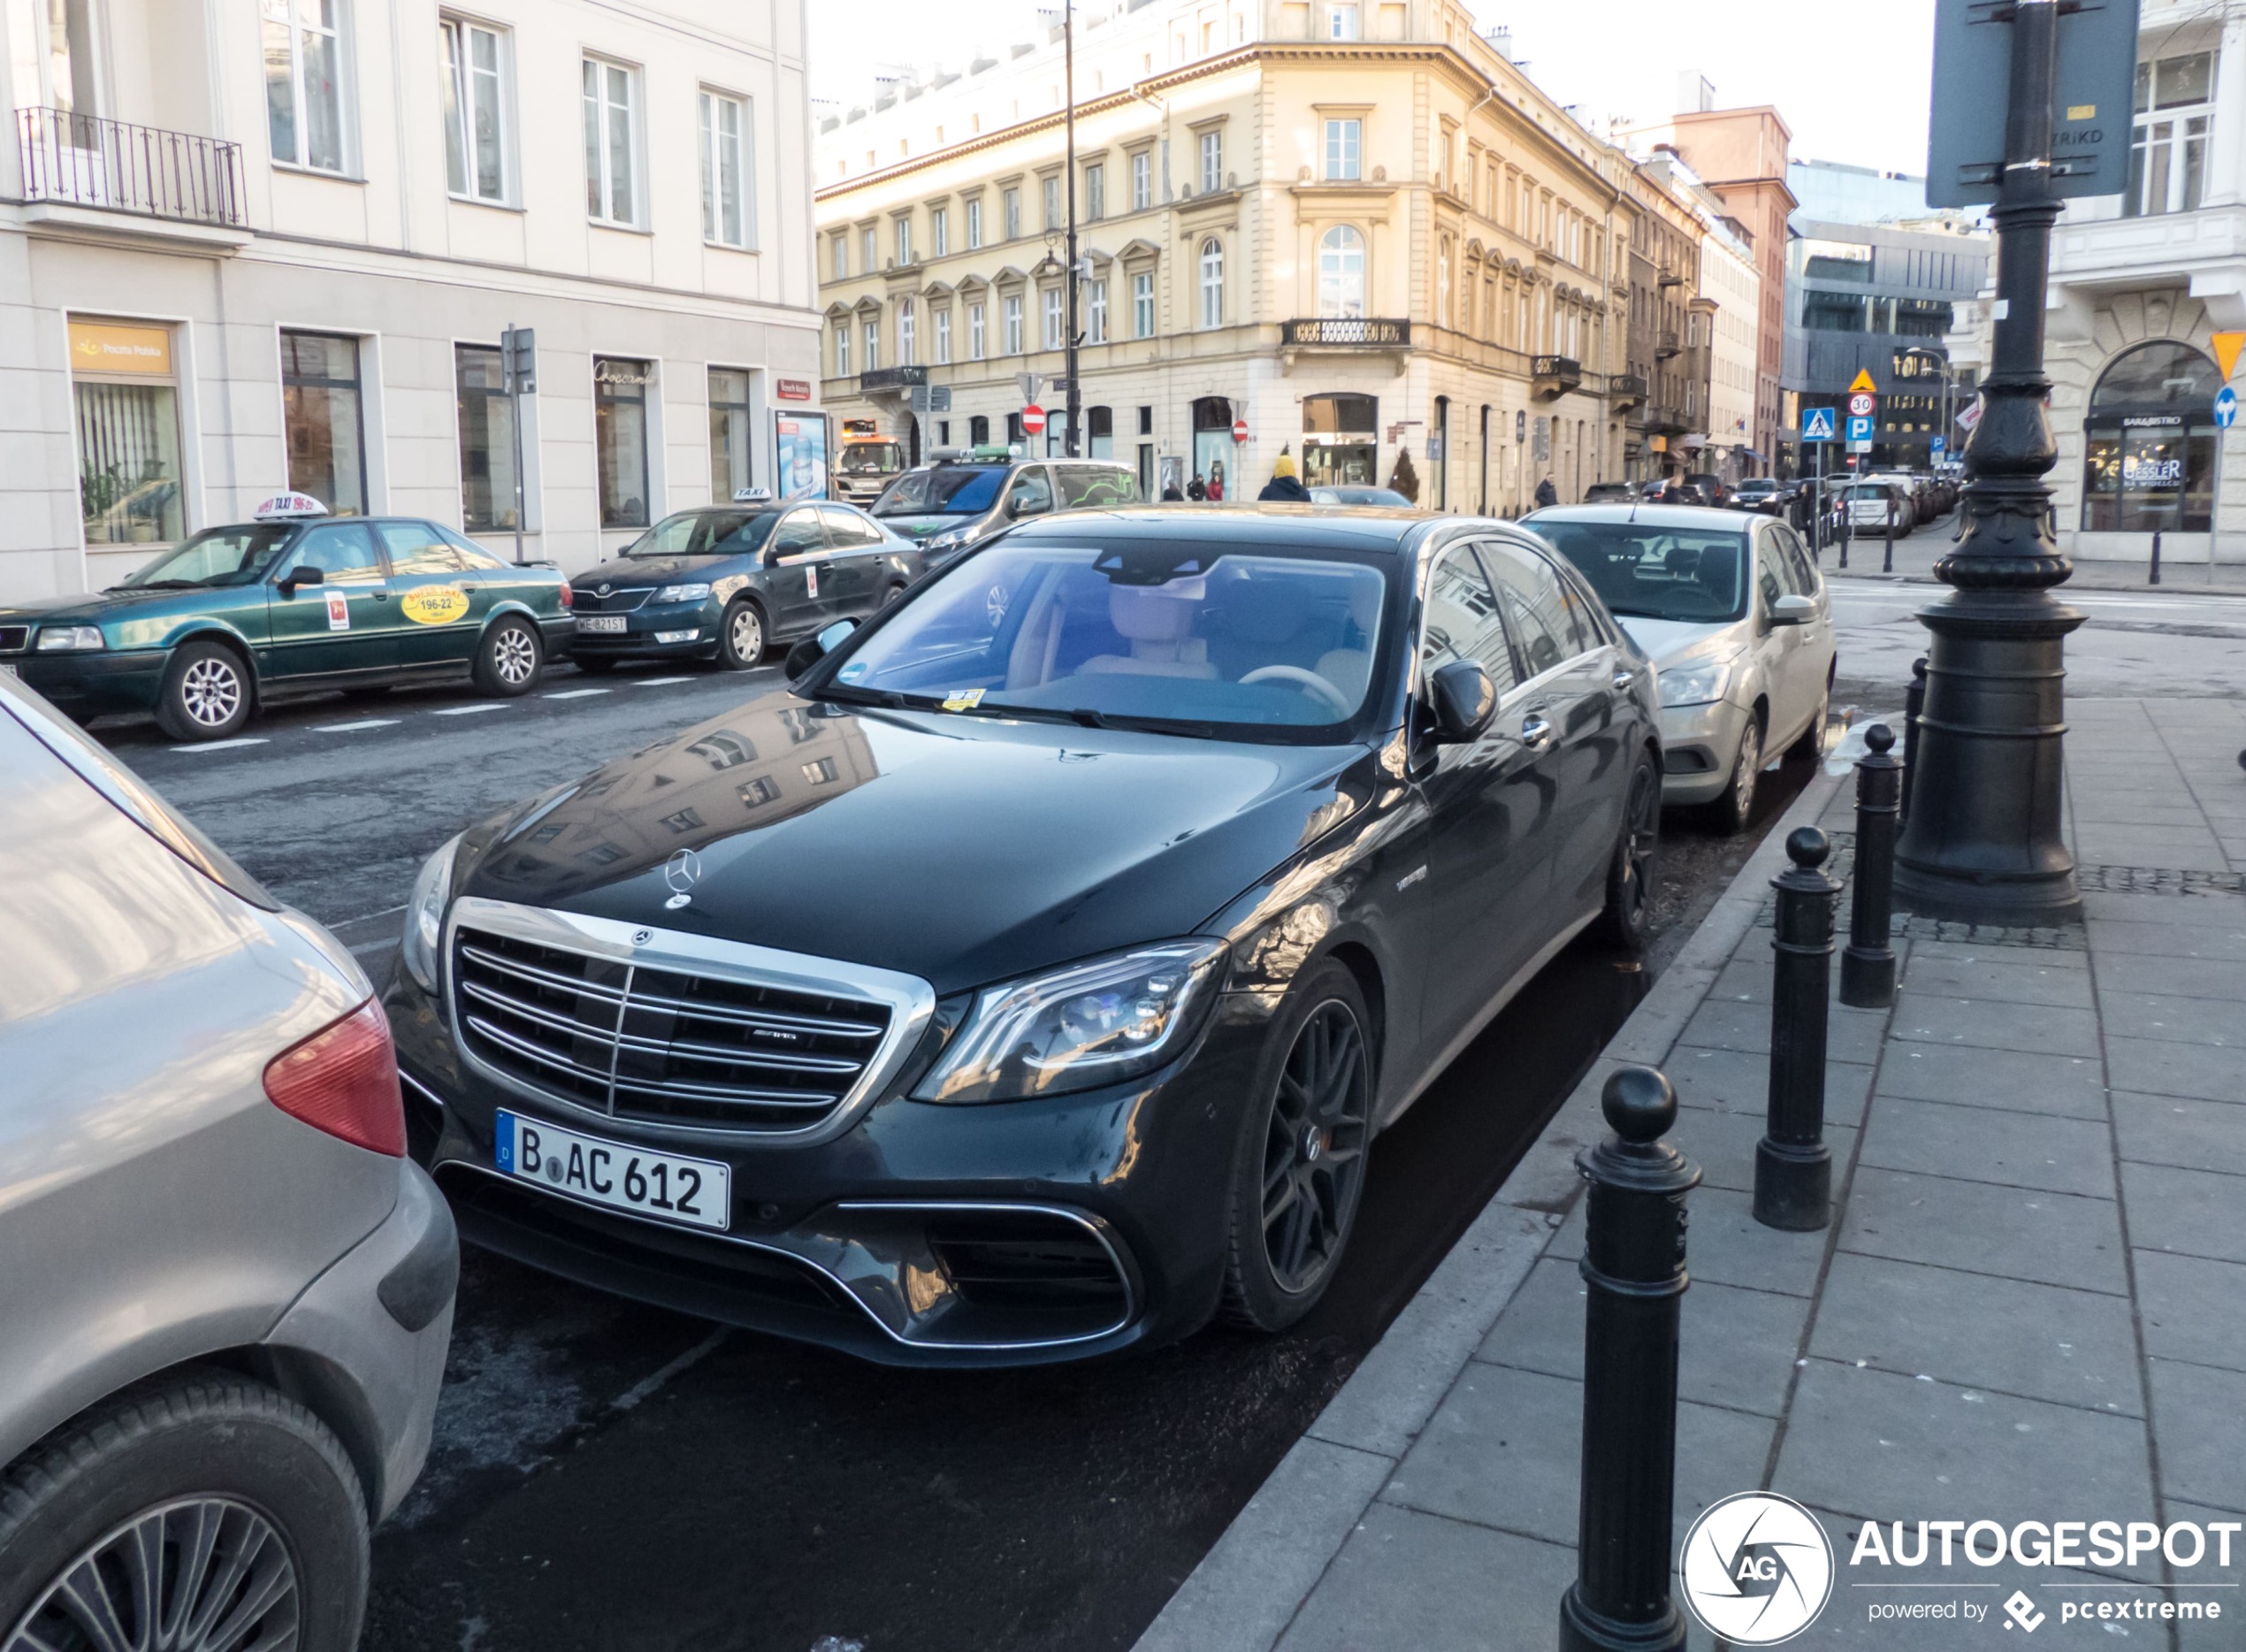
[1609,668,1634,692]
[1521,714,1554,751]
[371,591,390,600]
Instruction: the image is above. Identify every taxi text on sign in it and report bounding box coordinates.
[68,320,172,378]
[1927,0,2142,208]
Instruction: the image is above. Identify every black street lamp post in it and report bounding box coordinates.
[1892,0,2085,923]
[1063,0,1081,459]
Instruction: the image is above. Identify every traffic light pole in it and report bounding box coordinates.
[1891,0,2084,923]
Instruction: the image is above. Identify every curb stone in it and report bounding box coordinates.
[1134,763,1848,1652]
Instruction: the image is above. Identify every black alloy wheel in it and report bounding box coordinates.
[1596,750,1661,953]
[1224,961,1374,1331]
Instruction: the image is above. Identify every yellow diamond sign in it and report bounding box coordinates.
[1847,369,1878,394]
[2212,331,2246,383]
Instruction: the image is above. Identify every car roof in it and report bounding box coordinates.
[1006,501,1454,551]
[1524,504,1754,532]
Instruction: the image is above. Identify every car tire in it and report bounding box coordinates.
[1788,672,1833,764]
[472,615,543,696]
[1221,960,1375,1333]
[879,581,906,608]
[1593,749,1661,955]
[0,1370,370,1652]
[1713,711,1765,835]
[717,600,767,670]
[154,640,253,742]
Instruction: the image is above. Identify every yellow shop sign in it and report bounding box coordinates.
[69,320,174,378]
[400,585,471,625]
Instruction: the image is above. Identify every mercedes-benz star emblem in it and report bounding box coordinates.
[631,929,653,946]
[662,848,702,910]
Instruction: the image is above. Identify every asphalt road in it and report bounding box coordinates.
[87,654,1821,1652]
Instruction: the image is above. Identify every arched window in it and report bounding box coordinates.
[1318,225,1365,318]
[1199,237,1224,327]
[2082,340,2222,532]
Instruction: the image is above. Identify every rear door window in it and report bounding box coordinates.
[1055,465,1139,508]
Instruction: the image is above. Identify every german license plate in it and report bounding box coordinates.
[494,1110,730,1231]
[576,616,628,634]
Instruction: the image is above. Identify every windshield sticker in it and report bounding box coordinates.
[325,590,350,631]
[401,585,472,625]
[837,661,870,683]
[941,687,986,711]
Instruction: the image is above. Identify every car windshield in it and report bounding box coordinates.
[872,465,1005,518]
[623,510,778,557]
[838,442,903,474]
[1737,480,1776,494]
[1533,522,1750,624]
[1310,486,1412,507]
[113,524,299,589]
[820,539,1391,741]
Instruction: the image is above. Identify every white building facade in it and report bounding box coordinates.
[1950,0,2246,563]
[2,0,821,602]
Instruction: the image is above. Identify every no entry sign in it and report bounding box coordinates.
[1232,418,1249,443]
[1020,404,1046,435]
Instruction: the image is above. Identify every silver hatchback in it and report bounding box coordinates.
[0,673,455,1651]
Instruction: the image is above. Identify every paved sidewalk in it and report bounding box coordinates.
[1138,699,2246,1652]
[1815,517,2246,596]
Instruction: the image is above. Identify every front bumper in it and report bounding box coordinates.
[263,1159,457,1519]
[0,648,167,714]
[383,965,1259,1367]
[1656,697,1752,806]
[564,596,722,660]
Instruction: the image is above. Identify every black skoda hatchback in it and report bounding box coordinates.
[386,507,1661,1365]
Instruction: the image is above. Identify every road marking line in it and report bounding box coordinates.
[610,1327,729,1412]
[432,702,509,715]
[314,718,400,732]
[543,687,612,700]
[630,675,695,687]
[181,738,269,751]
[348,937,396,957]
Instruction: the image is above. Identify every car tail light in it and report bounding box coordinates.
[264,998,406,1156]
[558,584,573,610]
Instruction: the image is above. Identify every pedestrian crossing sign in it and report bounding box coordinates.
[1800,407,1837,442]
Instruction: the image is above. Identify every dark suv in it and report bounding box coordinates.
[869,457,1140,571]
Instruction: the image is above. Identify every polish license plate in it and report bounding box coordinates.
[494,1110,730,1231]
[576,616,629,634]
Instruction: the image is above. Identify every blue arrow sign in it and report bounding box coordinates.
[1845,414,1876,444]
[1800,407,1837,442]
[2217,386,2238,430]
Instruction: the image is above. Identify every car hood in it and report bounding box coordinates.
[0,587,225,627]
[1615,616,1746,668]
[878,515,973,541]
[571,555,732,589]
[456,692,1370,994]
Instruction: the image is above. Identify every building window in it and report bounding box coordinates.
[1132,149,1151,210]
[1199,237,1223,327]
[440,17,507,203]
[1088,279,1107,343]
[1043,173,1060,230]
[2082,339,2221,531]
[582,57,638,226]
[966,196,983,248]
[861,318,878,371]
[969,302,987,359]
[931,204,949,256]
[264,0,349,173]
[1004,293,1024,354]
[1324,117,1360,181]
[454,344,516,531]
[1318,225,1365,317]
[969,415,990,445]
[1328,4,1360,39]
[1085,162,1104,220]
[1437,238,1451,329]
[593,356,652,529]
[1043,287,1065,350]
[709,367,752,502]
[1134,270,1155,338]
[1004,186,1021,239]
[69,317,185,547]
[2128,52,2216,218]
[281,332,367,516]
[860,225,876,270]
[895,215,913,265]
[935,308,952,363]
[834,323,850,376]
[699,89,751,247]
[831,233,847,279]
[898,298,916,365]
[1198,128,1222,193]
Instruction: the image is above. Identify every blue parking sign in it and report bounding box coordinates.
[1800,407,1837,443]
[1845,414,1876,444]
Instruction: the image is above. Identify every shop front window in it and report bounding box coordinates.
[1302,392,1378,486]
[709,367,753,502]
[594,356,653,529]
[2081,340,2222,532]
[71,318,185,547]
[455,344,516,531]
[282,330,367,516]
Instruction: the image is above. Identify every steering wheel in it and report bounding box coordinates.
[1240,664,1355,718]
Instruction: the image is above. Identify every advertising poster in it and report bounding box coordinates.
[775,412,830,501]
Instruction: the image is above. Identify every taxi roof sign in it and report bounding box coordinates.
[1847,369,1878,395]
[732,486,775,503]
[254,493,330,522]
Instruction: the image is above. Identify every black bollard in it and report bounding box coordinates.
[2151,530,2162,586]
[1841,725,1901,1008]
[1559,1067,1699,1652]
[1900,657,1928,823]
[1839,499,1850,570]
[1756,828,1840,1231]
[1883,495,1895,574]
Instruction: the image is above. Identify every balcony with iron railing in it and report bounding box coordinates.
[1655,329,1681,359]
[16,107,247,231]
[1608,373,1648,408]
[1531,355,1582,397]
[1280,317,1411,348]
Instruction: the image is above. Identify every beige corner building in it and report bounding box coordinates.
[813,0,1721,515]
[2,0,822,604]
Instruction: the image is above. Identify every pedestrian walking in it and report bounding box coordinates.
[1207,461,1226,501]
[1186,473,1208,501]
[1659,476,1685,503]
[1258,451,1311,502]
[1387,448,1420,504]
[1534,473,1559,509]
[1160,480,1185,501]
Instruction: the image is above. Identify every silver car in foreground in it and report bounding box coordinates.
[1526,504,1836,830]
[0,672,455,1650]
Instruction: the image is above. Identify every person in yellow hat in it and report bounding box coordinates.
[1259,447,1311,502]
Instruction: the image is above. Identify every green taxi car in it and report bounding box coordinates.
[0,501,572,742]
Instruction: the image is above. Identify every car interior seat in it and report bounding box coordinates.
[1077,580,1218,677]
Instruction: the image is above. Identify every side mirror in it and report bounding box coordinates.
[279,564,324,593]
[1005,493,1029,518]
[1770,593,1815,626]
[1426,659,1496,744]
[785,617,859,679]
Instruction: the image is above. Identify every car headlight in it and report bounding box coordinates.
[924,528,971,552]
[653,583,714,604]
[913,939,1228,1105]
[1659,659,1735,708]
[400,834,462,993]
[36,625,104,652]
